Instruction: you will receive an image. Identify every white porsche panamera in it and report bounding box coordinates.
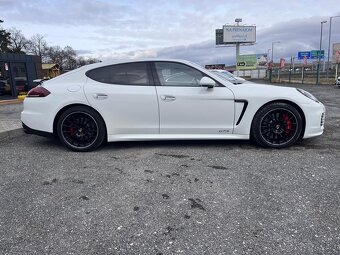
[21,59,325,152]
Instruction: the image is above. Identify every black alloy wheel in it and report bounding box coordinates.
[251,103,303,148]
[57,106,106,151]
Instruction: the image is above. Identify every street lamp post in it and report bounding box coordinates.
[267,48,271,62]
[270,42,280,82]
[326,16,340,80]
[271,41,280,67]
[316,21,327,85]
[267,48,271,81]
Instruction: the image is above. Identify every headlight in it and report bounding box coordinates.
[296,88,319,103]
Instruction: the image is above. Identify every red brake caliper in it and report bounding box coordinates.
[283,114,292,134]
[69,126,76,136]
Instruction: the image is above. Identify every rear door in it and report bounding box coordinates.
[84,62,159,135]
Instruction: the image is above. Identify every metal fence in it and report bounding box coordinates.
[267,68,339,85]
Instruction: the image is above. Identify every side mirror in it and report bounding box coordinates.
[200,76,215,88]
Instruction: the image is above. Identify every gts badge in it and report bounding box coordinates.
[218,130,230,133]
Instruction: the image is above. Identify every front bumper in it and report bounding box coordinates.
[303,101,325,139]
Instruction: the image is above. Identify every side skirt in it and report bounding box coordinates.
[108,134,249,142]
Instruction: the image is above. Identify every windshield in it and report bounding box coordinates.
[211,70,235,79]
[210,71,237,82]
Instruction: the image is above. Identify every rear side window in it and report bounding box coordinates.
[86,62,149,85]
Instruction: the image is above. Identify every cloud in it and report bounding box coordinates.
[75,49,93,55]
[1,1,340,65]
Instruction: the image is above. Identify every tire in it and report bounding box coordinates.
[251,102,303,148]
[57,106,106,152]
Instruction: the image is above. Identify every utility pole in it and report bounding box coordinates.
[316,21,327,85]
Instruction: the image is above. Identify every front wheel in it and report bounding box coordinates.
[57,106,106,152]
[251,103,303,148]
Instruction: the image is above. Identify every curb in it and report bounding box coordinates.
[0,128,24,142]
[0,99,23,106]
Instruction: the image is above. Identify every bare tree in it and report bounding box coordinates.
[63,46,77,70]
[8,28,27,53]
[46,45,77,70]
[25,34,48,60]
[77,56,101,67]
[0,20,11,53]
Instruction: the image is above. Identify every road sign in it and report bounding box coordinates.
[298,51,311,60]
[311,50,324,59]
[237,54,257,70]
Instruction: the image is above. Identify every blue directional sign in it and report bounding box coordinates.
[298,51,311,60]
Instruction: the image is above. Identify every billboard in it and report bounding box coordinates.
[333,43,340,64]
[215,29,226,45]
[223,26,256,43]
[237,54,257,70]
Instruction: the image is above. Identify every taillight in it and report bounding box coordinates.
[27,86,51,97]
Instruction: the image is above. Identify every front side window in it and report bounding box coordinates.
[86,62,148,85]
[154,62,203,87]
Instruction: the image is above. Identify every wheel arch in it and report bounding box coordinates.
[53,104,108,141]
[251,100,306,139]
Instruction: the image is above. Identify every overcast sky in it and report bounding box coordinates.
[1,0,340,65]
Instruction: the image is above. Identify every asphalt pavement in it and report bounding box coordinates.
[0,103,23,141]
[0,83,339,255]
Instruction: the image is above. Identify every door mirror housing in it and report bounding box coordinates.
[200,76,215,88]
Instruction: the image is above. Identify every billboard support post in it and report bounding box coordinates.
[235,19,240,76]
[235,19,242,76]
[236,43,240,76]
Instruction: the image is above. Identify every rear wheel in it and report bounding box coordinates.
[251,103,303,148]
[57,106,106,152]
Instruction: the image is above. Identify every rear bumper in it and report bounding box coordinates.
[22,122,53,137]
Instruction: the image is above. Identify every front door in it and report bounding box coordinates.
[153,61,235,135]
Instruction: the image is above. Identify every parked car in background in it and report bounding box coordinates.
[336,76,340,87]
[209,69,247,84]
[22,59,325,152]
[0,79,11,95]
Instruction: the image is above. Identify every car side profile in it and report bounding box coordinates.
[21,59,325,151]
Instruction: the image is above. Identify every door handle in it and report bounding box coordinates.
[93,93,108,100]
[160,95,176,101]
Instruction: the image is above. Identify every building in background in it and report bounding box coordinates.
[0,53,42,100]
[42,63,60,79]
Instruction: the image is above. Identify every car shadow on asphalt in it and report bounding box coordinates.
[22,133,329,153]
